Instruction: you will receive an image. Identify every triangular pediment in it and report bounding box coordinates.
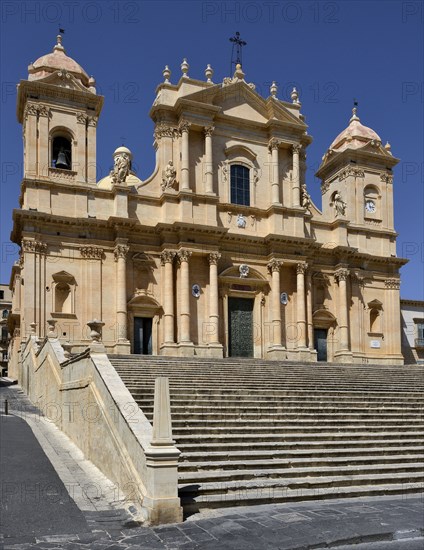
[37,71,90,93]
[182,81,305,127]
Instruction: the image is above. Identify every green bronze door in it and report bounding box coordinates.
[228,297,254,357]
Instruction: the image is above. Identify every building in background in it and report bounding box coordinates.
[7,36,408,376]
[0,285,12,375]
[401,299,424,365]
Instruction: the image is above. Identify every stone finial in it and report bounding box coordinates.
[270,81,278,98]
[385,141,391,151]
[30,322,37,336]
[47,319,57,338]
[291,87,300,105]
[234,63,245,80]
[163,65,171,83]
[350,105,360,123]
[205,64,214,83]
[54,34,65,53]
[87,320,104,343]
[88,76,96,93]
[181,58,189,78]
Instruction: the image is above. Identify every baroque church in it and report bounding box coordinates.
[7,35,406,375]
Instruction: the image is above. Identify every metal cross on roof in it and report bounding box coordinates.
[229,32,247,73]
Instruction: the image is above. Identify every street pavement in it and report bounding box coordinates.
[1,385,423,550]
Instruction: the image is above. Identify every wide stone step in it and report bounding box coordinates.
[181,445,424,462]
[178,482,424,510]
[178,469,424,491]
[174,430,424,444]
[177,438,424,453]
[178,453,424,472]
[171,423,424,435]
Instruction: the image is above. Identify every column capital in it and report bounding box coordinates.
[178,120,191,133]
[267,259,283,273]
[335,267,350,283]
[204,125,215,137]
[296,262,308,275]
[268,137,281,151]
[177,249,192,264]
[160,250,176,265]
[385,277,400,290]
[114,244,129,261]
[21,239,47,255]
[80,246,103,260]
[208,252,221,265]
[292,143,302,154]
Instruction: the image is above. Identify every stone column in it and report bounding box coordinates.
[76,113,87,181]
[269,138,280,205]
[335,267,350,352]
[296,262,307,348]
[292,144,301,207]
[385,278,401,356]
[204,126,214,194]
[161,251,176,344]
[23,104,39,178]
[38,105,50,177]
[177,250,192,343]
[114,243,130,343]
[179,122,191,191]
[306,269,314,350]
[267,260,283,346]
[87,116,98,183]
[208,252,221,344]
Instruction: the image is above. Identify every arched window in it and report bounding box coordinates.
[52,136,72,170]
[55,283,71,313]
[364,185,380,216]
[2,309,8,319]
[230,164,250,206]
[1,327,8,341]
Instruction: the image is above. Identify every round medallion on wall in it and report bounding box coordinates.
[280,292,288,305]
[192,284,201,298]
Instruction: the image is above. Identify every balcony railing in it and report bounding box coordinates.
[414,338,424,349]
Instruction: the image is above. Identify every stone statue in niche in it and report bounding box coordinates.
[301,183,312,211]
[331,190,347,217]
[111,153,130,184]
[161,160,177,191]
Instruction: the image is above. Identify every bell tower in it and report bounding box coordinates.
[16,35,103,184]
[316,106,399,242]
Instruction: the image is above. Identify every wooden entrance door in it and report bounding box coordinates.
[134,317,153,354]
[228,297,254,357]
[314,328,328,361]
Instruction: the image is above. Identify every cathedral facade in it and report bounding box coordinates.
[7,36,407,375]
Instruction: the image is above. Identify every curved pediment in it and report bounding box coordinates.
[313,308,337,328]
[224,144,257,161]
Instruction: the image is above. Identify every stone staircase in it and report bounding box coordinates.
[109,356,424,513]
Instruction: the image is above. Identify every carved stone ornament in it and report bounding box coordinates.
[154,123,176,140]
[321,181,331,195]
[110,153,131,184]
[204,126,214,137]
[267,259,282,273]
[296,262,308,275]
[239,264,250,278]
[292,143,302,154]
[385,278,400,290]
[177,249,192,263]
[114,244,129,261]
[380,172,394,184]
[161,160,178,191]
[160,250,176,265]
[178,120,191,133]
[88,116,98,127]
[208,252,221,265]
[268,138,280,151]
[76,112,87,124]
[21,239,47,254]
[237,214,247,228]
[38,105,49,117]
[24,103,39,118]
[338,166,365,181]
[221,162,229,183]
[335,268,350,283]
[80,246,103,260]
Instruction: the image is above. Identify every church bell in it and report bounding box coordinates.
[55,148,69,169]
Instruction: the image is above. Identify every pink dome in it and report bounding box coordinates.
[28,35,90,87]
[329,109,381,152]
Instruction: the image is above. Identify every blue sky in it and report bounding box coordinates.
[1,0,423,299]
